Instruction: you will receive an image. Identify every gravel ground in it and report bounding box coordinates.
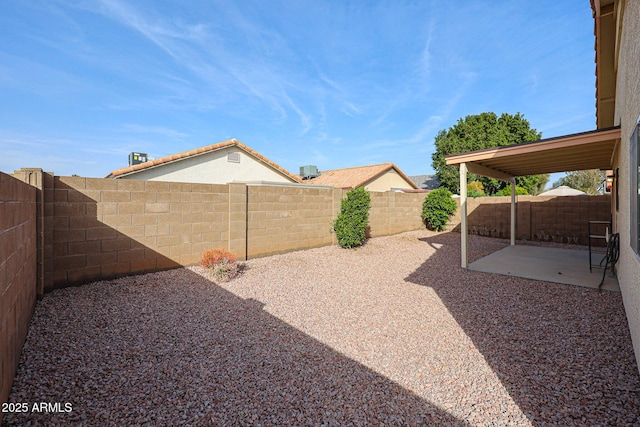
[4,230,640,426]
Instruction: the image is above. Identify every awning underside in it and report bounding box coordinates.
[445,127,620,180]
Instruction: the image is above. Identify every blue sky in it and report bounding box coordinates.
[1,1,596,183]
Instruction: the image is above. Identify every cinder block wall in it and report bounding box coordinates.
[0,173,37,413]
[368,192,391,237]
[42,176,430,287]
[246,185,341,258]
[46,176,230,290]
[369,192,425,237]
[449,195,611,244]
[392,192,431,233]
[529,195,611,244]
[7,169,615,294]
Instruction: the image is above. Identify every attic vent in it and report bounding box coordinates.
[227,152,240,163]
[300,165,320,180]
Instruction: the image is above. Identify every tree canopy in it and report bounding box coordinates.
[431,112,549,195]
[552,170,605,195]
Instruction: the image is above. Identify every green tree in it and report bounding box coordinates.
[552,170,605,195]
[495,186,529,196]
[467,181,485,197]
[431,112,549,195]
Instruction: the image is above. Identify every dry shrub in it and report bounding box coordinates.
[200,248,239,282]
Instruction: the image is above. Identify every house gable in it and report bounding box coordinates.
[366,168,417,191]
[309,163,418,190]
[107,139,301,184]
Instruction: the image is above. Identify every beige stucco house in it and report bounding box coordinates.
[446,0,640,371]
[598,0,640,370]
[107,139,302,185]
[306,163,419,191]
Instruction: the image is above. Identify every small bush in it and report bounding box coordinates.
[495,186,528,196]
[467,181,485,196]
[200,248,239,282]
[422,188,457,232]
[467,189,485,198]
[334,187,371,248]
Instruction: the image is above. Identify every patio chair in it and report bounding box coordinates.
[599,232,620,290]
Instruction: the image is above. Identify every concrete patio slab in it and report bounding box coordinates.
[469,245,620,291]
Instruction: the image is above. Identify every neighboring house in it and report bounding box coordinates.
[106,139,302,185]
[537,186,587,196]
[307,163,418,191]
[409,174,441,190]
[446,1,640,371]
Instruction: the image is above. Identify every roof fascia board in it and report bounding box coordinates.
[110,141,301,183]
[362,164,393,188]
[240,150,301,183]
[445,127,620,165]
[390,164,419,189]
[362,164,419,189]
[111,143,235,179]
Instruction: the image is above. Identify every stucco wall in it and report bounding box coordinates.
[366,169,415,191]
[613,0,640,371]
[119,147,295,184]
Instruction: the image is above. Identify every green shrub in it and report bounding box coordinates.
[467,181,485,196]
[495,186,528,196]
[334,187,371,248]
[422,188,457,232]
[467,189,485,198]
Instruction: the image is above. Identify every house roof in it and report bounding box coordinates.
[409,174,441,190]
[591,0,617,129]
[538,186,588,197]
[308,163,418,189]
[106,139,302,183]
[445,127,621,180]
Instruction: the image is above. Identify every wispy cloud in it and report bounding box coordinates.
[316,70,365,118]
[417,20,436,93]
[121,124,190,139]
[367,69,478,151]
[55,0,315,133]
[534,111,596,135]
[1,1,597,178]
[0,131,111,174]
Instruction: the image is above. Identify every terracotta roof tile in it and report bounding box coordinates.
[106,139,302,183]
[308,163,418,189]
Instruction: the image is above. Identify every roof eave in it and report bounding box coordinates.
[445,127,620,178]
[592,0,618,129]
[352,163,419,189]
[107,139,302,183]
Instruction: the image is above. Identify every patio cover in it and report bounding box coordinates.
[445,126,620,268]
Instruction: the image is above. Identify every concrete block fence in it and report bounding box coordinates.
[0,168,611,414]
[0,172,37,413]
[448,195,611,245]
[7,169,429,292]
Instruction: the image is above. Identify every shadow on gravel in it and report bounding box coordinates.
[3,178,470,425]
[4,268,467,426]
[405,232,640,425]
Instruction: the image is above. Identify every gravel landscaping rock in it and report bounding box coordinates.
[3,230,640,426]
